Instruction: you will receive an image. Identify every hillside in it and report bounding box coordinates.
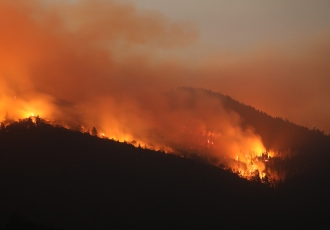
[0,117,329,229]
[0,118,273,229]
[170,87,330,181]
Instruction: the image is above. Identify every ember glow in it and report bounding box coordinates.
[1,0,328,183]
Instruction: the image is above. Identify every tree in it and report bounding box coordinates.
[250,170,261,183]
[91,127,98,136]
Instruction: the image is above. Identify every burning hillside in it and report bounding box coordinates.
[6,85,329,186]
[0,100,282,186]
[1,0,329,186]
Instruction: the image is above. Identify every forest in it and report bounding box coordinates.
[1,88,330,229]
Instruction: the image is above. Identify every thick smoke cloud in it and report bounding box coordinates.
[0,0,196,119]
[1,0,329,174]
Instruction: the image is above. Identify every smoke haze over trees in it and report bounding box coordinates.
[1,0,330,135]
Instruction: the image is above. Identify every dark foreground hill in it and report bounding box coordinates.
[0,118,329,229]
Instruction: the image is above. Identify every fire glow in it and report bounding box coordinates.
[0,0,287,184]
[2,108,275,182]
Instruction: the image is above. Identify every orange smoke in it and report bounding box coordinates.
[199,33,330,133]
[1,0,328,181]
[0,0,196,120]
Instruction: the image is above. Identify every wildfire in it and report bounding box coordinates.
[174,122,278,181]
[29,114,37,124]
[1,110,283,185]
[0,0,300,187]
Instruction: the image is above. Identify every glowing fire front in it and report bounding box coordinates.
[1,113,283,185]
[175,126,273,181]
[0,0,292,187]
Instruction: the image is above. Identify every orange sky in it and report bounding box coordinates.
[1,0,330,134]
[121,0,330,133]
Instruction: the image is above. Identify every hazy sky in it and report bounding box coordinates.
[2,0,330,134]
[117,0,330,132]
[120,0,330,53]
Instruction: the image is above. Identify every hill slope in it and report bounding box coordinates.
[0,119,274,229]
[170,87,330,180]
[0,92,330,229]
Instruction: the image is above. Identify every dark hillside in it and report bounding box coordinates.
[177,87,329,151]
[0,119,275,229]
[174,87,330,180]
[0,113,329,229]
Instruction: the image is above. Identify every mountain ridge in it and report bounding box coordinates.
[1,88,329,229]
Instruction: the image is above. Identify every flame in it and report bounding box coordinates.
[0,0,288,185]
[1,105,278,182]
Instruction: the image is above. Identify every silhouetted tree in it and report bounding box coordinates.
[250,170,261,183]
[91,127,98,136]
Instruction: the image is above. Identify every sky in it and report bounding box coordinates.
[120,0,330,52]
[1,0,330,140]
[117,0,330,132]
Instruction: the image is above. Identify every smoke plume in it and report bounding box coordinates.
[1,0,329,176]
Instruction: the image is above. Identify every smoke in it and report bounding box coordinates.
[0,0,195,119]
[199,33,330,133]
[1,0,329,176]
